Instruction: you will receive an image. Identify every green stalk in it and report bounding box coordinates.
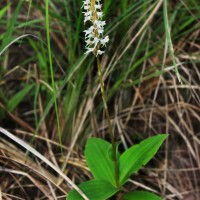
[45,0,63,154]
[96,56,119,188]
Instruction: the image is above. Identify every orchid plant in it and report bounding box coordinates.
[67,1,167,199]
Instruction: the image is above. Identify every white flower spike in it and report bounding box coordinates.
[82,0,109,56]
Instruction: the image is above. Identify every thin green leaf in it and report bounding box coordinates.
[7,84,34,112]
[119,134,168,185]
[0,0,23,53]
[123,191,161,200]
[85,138,116,186]
[163,0,182,83]
[67,179,119,200]
[0,3,11,20]
[45,0,63,154]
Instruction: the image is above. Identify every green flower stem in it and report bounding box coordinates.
[97,56,119,188]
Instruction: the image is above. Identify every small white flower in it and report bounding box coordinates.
[85,47,94,54]
[94,20,106,29]
[85,39,92,46]
[83,0,90,4]
[95,4,102,10]
[98,29,104,35]
[97,12,103,19]
[84,5,90,10]
[84,16,91,23]
[100,35,109,46]
[85,33,94,39]
[93,37,100,46]
[83,11,92,17]
[84,26,93,34]
[97,50,104,55]
[83,28,93,36]
[81,0,90,8]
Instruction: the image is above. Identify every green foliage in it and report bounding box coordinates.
[67,134,167,200]
[29,38,49,80]
[0,3,11,20]
[85,138,116,186]
[45,0,62,153]
[123,191,162,200]
[119,134,168,185]
[163,0,181,83]
[7,84,34,112]
[67,180,118,200]
[0,0,23,53]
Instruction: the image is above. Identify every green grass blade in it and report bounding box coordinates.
[7,84,34,112]
[0,3,11,19]
[45,0,62,153]
[163,0,182,83]
[35,54,87,135]
[0,0,23,52]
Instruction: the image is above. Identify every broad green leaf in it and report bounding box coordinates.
[67,179,119,200]
[85,138,116,186]
[119,134,167,185]
[123,191,161,200]
[7,84,34,112]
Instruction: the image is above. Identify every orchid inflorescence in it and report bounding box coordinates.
[82,0,109,56]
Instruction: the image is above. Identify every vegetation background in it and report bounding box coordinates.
[0,0,199,199]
